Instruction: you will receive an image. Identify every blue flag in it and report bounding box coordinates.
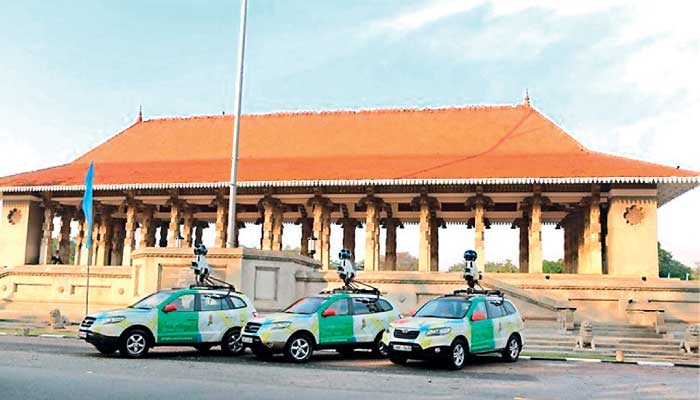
[82,162,95,249]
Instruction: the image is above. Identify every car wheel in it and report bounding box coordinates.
[372,333,389,358]
[388,352,407,365]
[447,339,468,370]
[502,335,521,362]
[193,344,213,353]
[95,345,117,355]
[284,333,314,363]
[119,329,150,358]
[221,328,244,356]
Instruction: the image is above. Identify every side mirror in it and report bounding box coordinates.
[163,303,177,313]
[471,311,486,322]
[321,308,336,317]
[407,309,416,317]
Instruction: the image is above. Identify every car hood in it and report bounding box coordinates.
[89,308,153,320]
[390,317,456,331]
[250,312,313,325]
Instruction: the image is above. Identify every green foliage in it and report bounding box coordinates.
[485,260,518,273]
[50,238,76,264]
[658,242,694,279]
[543,259,564,274]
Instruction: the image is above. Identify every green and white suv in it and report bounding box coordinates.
[382,291,524,369]
[79,287,257,358]
[242,291,401,362]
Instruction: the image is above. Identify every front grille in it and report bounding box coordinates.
[80,317,96,329]
[393,328,419,339]
[244,322,261,334]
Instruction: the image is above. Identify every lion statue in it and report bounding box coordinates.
[575,320,595,350]
[680,325,699,354]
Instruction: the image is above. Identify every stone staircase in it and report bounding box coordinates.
[523,321,700,364]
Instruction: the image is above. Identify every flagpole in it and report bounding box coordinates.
[226,0,248,248]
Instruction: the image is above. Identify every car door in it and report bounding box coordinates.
[318,297,353,345]
[157,293,200,343]
[485,299,506,350]
[468,300,494,353]
[351,297,374,343]
[197,293,237,343]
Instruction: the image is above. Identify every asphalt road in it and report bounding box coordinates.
[0,336,698,400]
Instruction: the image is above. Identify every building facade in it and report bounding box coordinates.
[1,100,697,277]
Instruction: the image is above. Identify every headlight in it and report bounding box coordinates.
[268,321,291,330]
[103,316,126,325]
[426,327,451,336]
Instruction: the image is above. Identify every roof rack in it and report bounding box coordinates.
[451,288,503,298]
[320,280,381,302]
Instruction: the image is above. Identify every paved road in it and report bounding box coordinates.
[0,336,697,400]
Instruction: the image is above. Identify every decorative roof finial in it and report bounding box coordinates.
[523,89,531,106]
[136,105,143,123]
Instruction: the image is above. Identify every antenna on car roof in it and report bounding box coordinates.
[320,249,380,302]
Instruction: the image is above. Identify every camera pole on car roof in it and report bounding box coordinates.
[226,0,248,249]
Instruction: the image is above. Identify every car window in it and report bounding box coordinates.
[130,290,175,309]
[415,298,471,319]
[199,294,225,311]
[485,300,504,319]
[471,301,487,317]
[503,301,516,315]
[352,298,372,315]
[285,296,327,314]
[170,294,195,312]
[377,299,393,312]
[326,298,350,316]
[228,295,247,309]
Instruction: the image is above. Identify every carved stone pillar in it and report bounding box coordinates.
[158,221,169,247]
[167,199,181,248]
[214,196,228,248]
[75,214,86,265]
[522,192,544,274]
[122,203,138,266]
[260,196,284,251]
[111,219,125,266]
[412,194,439,272]
[382,218,401,271]
[308,196,333,270]
[579,187,603,274]
[182,208,194,248]
[57,210,73,264]
[297,217,313,257]
[517,218,529,273]
[194,222,205,247]
[138,206,156,248]
[39,202,56,264]
[337,218,359,264]
[90,216,101,265]
[360,197,383,271]
[467,191,492,272]
[95,208,113,266]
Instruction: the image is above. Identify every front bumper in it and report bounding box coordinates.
[80,330,120,349]
[387,341,451,359]
[241,334,286,351]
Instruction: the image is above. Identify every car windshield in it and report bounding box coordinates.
[414,298,471,319]
[284,296,327,314]
[129,291,175,309]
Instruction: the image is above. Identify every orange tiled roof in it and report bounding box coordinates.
[0,104,697,189]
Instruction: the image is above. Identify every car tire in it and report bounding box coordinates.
[388,352,408,365]
[221,328,245,356]
[119,329,150,358]
[502,334,521,362]
[95,345,117,355]
[284,333,314,363]
[193,344,213,353]
[372,333,389,358]
[447,339,468,370]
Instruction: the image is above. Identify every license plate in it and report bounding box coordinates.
[78,331,87,339]
[241,336,253,344]
[393,344,412,352]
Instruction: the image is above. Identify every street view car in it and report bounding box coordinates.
[79,287,257,358]
[241,291,401,362]
[383,291,524,369]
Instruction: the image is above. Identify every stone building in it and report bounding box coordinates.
[1,100,697,277]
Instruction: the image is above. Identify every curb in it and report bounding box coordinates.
[521,355,699,368]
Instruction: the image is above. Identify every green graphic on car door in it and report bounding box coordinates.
[157,293,200,343]
[318,297,354,344]
[469,300,495,352]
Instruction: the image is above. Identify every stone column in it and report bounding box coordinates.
[474,202,485,272]
[412,194,439,272]
[337,218,359,263]
[562,218,572,273]
[363,199,382,271]
[579,188,603,274]
[157,221,168,247]
[38,203,56,264]
[260,197,284,251]
[298,218,313,257]
[518,218,529,273]
[182,208,194,248]
[214,197,228,248]
[429,217,440,271]
[90,218,100,264]
[309,196,332,270]
[57,210,73,264]
[111,220,125,266]
[527,196,543,273]
[167,200,181,247]
[138,206,156,248]
[382,218,400,271]
[95,209,113,266]
[75,215,86,265]
[122,203,138,266]
[194,222,205,247]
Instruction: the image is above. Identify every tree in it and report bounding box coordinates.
[658,242,693,279]
[543,259,564,274]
